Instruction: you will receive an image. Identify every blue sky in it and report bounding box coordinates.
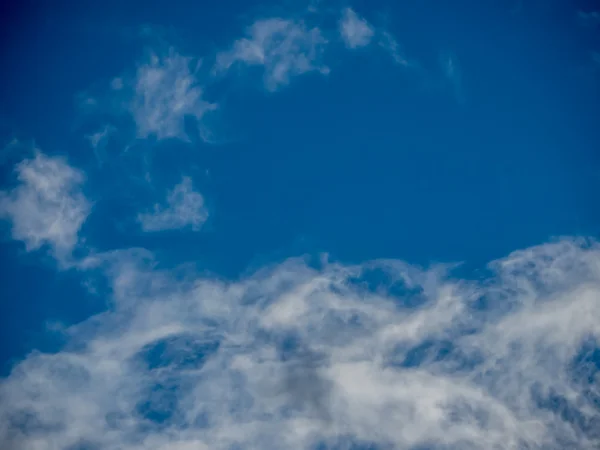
[0,1,599,449]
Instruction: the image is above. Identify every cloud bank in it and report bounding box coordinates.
[0,238,598,449]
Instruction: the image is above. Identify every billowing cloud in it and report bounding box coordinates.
[138,176,208,232]
[1,238,599,449]
[0,151,91,264]
[214,18,329,91]
[339,8,374,49]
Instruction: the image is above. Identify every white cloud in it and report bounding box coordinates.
[1,237,599,449]
[215,18,329,91]
[129,49,217,141]
[138,177,208,232]
[339,8,374,49]
[0,151,91,264]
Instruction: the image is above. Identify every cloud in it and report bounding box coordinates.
[214,18,329,91]
[129,49,217,141]
[577,10,600,26]
[1,237,599,449]
[378,31,412,67]
[339,8,374,49]
[138,176,208,232]
[86,124,116,167]
[0,151,91,264]
[441,52,464,103]
[86,125,113,150]
[79,48,216,143]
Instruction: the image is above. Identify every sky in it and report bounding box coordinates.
[0,0,599,449]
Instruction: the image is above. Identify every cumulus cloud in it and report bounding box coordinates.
[214,18,329,91]
[0,151,91,264]
[138,177,208,232]
[1,237,599,449]
[339,8,374,49]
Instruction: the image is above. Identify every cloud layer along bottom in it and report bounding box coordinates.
[1,238,599,450]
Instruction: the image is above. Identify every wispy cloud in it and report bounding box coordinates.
[138,176,208,232]
[86,125,113,150]
[441,52,464,103]
[378,31,412,67]
[577,10,600,26]
[214,18,329,91]
[129,49,217,141]
[0,151,91,265]
[1,238,599,449]
[79,48,216,143]
[339,8,374,49]
[85,124,115,167]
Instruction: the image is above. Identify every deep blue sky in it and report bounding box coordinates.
[0,2,599,447]
[2,0,600,370]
